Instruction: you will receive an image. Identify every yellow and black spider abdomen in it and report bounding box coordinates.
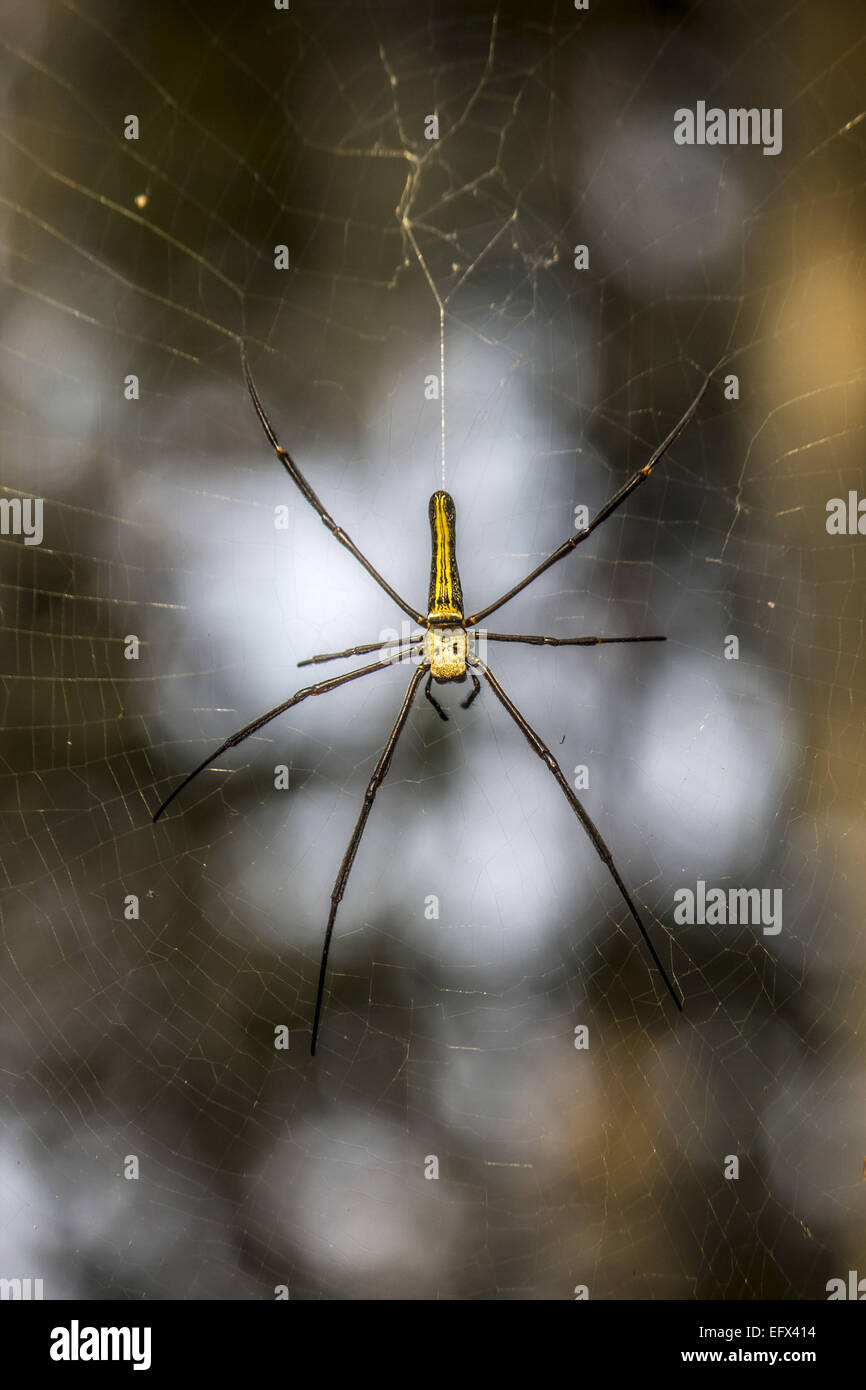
[427,490,464,624]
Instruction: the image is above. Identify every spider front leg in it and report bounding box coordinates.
[311,663,427,1054]
[151,649,418,822]
[469,654,683,1012]
[424,672,449,722]
[460,672,481,709]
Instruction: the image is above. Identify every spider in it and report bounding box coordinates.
[153,343,708,1054]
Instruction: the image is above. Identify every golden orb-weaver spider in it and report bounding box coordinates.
[153,344,708,1053]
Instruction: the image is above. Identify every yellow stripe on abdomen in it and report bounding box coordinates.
[427,490,464,623]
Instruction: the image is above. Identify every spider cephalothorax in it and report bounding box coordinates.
[424,625,468,679]
[152,342,708,1053]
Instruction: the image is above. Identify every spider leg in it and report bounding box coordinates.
[485,633,666,648]
[460,671,481,709]
[424,672,449,722]
[466,375,709,626]
[311,663,427,1054]
[241,341,426,625]
[470,655,683,1013]
[152,649,419,822]
[298,636,425,668]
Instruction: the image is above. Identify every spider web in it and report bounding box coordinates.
[1,0,864,1300]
